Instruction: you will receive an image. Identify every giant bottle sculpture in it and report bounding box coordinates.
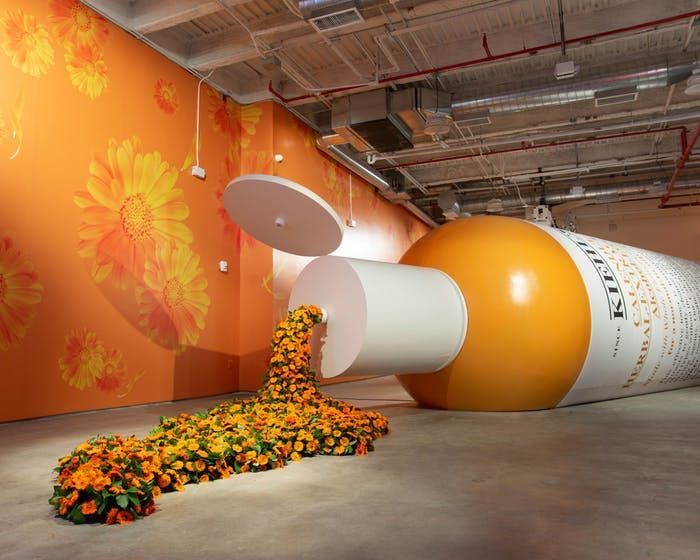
[226,175,700,411]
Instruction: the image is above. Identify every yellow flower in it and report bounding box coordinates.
[49,0,108,47]
[58,328,105,390]
[64,41,108,99]
[0,9,54,77]
[136,243,210,349]
[74,137,192,288]
[0,236,43,351]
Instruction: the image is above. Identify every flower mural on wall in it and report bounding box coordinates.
[2,90,25,160]
[58,328,143,395]
[0,236,43,351]
[64,42,108,99]
[154,78,179,114]
[208,89,262,147]
[135,243,210,350]
[48,0,109,47]
[74,137,193,288]
[0,8,54,77]
[214,143,257,251]
[58,328,105,390]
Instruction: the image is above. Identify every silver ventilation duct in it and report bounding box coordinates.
[453,179,700,214]
[452,62,694,115]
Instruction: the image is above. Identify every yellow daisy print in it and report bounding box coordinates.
[64,41,108,99]
[136,243,210,350]
[1,8,54,77]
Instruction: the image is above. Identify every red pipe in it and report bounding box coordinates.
[269,10,700,104]
[659,123,700,207]
[660,201,700,208]
[379,127,686,170]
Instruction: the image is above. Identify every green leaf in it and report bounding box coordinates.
[128,494,140,506]
[116,494,129,509]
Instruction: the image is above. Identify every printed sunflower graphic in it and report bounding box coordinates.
[58,328,105,390]
[207,90,262,146]
[136,243,210,350]
[0,236,43,351]
[64,41,108,99]
[0,8,55,77]
[214,144,256,251]
[154,78,179,114]
[94,347,126,392]
[74,137,193,288]
[49,0,109,47]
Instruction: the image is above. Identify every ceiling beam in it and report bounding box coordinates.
[132,0,223,34]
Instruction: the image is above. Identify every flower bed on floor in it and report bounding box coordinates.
[49,305,389,524]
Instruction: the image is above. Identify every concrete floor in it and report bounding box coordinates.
[1,376,699,560]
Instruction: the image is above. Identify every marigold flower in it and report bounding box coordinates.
[116,511,134,525]
[80,500,97,515]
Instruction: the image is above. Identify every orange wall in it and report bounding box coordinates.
[0,1,430,420]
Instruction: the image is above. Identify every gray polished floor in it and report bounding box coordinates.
[1,377,699,560]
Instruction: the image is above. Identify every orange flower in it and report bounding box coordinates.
[135,243,210,349]
[105,508,119,524]
[49,0,108,47]
[208,90,239,140]
[154,78,179,114]
[64,41,108,99]
[58,328,104,390]
[240,149,273,175]
[207,90,262,145]
[0,9,54,77]
[0,236,43,351]
[214,147,257,251]
[239,105,263,145]
[74,137,192,288]
[80,500,97,515]
[116,511,133,525]
[95,348,125,392]
[157,474,171,488]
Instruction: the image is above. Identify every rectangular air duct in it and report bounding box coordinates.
[330,87,454,152]
[331,89,414,152]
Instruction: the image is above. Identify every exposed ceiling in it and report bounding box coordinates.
[82,0,700,225]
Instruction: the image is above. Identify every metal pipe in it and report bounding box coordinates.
[315,140,439,227]
[452,61,693,114]
[457,178,700,213]
[660,122,700,207]
[269,9,700,103]
[378,109,700,162]
[380,127,686,170]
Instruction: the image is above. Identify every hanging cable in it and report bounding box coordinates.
[195,70,215,169]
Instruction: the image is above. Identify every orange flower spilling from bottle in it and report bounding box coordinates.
[50,305,389,524]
